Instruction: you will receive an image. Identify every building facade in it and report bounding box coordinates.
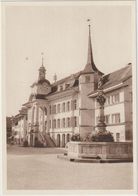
[89,64,132,142]
[11,25,133,147]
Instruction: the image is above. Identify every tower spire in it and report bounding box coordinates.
[87,20,94,66]
[83,19,102,74]
[38,52,46,80]
[41,52,44,67]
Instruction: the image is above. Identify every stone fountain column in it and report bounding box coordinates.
[96,78,106,132]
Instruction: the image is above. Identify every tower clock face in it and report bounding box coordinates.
[37,82,51,95]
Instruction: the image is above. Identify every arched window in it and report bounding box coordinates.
[62,134,65,147]
[63,118,65,128]
[74,100,77,110]
[57,119,60,128]
[67,117,70,127]
[67,101,70,111]
[53,119,56,129]
[62,102,65,112]
[57,104,60,113]
[66,134,70,143]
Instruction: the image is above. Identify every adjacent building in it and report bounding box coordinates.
[11,24,133,147]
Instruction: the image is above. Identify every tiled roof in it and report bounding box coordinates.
[102,64,132,89]
[51,71,82,87]
[88,64,132,96]
[47,71,81,95]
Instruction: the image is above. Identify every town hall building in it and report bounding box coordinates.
[11,24,133,147]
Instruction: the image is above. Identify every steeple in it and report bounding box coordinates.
[38,53,46,80]
[87,23,94,67]
[83,20,103,75]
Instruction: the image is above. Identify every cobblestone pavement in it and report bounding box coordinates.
[7,145,133,190]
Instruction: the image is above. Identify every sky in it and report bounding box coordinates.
[4,2,134,116]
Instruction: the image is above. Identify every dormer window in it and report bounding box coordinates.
[59,85,63,91]
[65,83,70,89]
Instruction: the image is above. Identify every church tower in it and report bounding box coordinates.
[79,21,103,138]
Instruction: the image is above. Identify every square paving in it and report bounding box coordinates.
[7,146,133,190]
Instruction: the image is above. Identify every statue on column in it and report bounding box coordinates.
[96,89,106,132]
[91,76,114,142]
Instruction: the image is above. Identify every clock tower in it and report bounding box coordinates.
[30,56,51,97]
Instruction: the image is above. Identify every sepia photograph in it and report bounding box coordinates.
[1,0,137,195]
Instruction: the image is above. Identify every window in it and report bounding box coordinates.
[85,75,90,83]
[49,105,52,114]
[112,113,120,124]
[115,94,120,103]
[57,119,60,128]
[49,120,51,129]
[57,104,60,113]
[71,99,77,110]
[65,83,70,89]
[66,101,70,111]
[74,117,77,127]
[74,100,77,110]
[106,96,110,105]
[116,133,120,142]
[53,119,56,129]
[105,115,110,124]
[59,85,63,91]
[112,93,120,104]
[67,117,71,127]
[54,105,56,114]
[66,134,70,142]
[52,105,56,114]
[62,102,65,112]
[63,118,65,128]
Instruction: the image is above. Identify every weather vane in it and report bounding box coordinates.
[87,18,91,27]
[41,52,44,66]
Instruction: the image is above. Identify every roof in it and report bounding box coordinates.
[88,64,132,96]
[31,79,51,87]
[102,64,132,89]
[47,73,79,96]
[52,71,81,86]
[81,25,103,75]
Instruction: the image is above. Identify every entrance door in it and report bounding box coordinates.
[30,133,33,147]
[62,134,65,147]
[67,134,70,143]
[57,134,60,147]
